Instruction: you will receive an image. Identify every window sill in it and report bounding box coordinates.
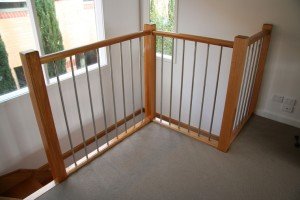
[48,62,108,86]
[0,62,108,104]
[0,87,29,104]
[156,53,172,63]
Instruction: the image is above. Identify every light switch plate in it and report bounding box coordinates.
[283,98,296,106]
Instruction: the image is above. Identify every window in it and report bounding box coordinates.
[149,0,176,56]
[14,66,27,88]
[0,0,35,95]
[75,51,97,69]
[0,0,105,100]
[0,0,27,11]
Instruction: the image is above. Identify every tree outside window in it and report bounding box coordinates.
[0,36,16,95]
[150,0,175,56]
[0,0,104,98]
[35,0,66,78]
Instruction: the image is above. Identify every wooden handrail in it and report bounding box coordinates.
[249,31,268,44]
[40,31,151,64]
[153,31,234,48]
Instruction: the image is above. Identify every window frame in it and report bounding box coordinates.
[0,0,107,103]
[144,0,179,63]
[0,0,27,12]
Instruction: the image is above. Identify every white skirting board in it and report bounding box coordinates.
[255,109,300,128]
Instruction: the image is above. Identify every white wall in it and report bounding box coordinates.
[0,0,141,175]
[176,0,300,128]
[143,0,300,128]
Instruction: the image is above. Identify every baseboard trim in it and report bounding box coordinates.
[255,109,300,128]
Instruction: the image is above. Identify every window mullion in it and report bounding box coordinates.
[26,0,50,84]
[94,0,107,67]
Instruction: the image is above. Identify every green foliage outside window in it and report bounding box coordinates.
[150,0,175,56]
[35,0,66,78]
[0,36,16,95]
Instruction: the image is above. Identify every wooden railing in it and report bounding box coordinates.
[20,29,153,183]
[20,23,272,184]
[220,24,273,151]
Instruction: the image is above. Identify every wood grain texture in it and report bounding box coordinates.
[249,31,267,44]
[38,109,145,171]
[248,24,273,115]
[155,113,219,141]
[144,24,156,119]
[153,118,218,148]
[66,119,151,175]
[218,36,249,152]
[40,31,151,64]
[153,31,234,48]
[20,50,67,183]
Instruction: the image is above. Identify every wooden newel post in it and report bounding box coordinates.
[20,50,67,183]
[248,24,273,115]
[218,36,249,152]
[144,24,156,120]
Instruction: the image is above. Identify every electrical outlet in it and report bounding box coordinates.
[283,98,296,106]
[272,95,284,103]
[282,104,294,113]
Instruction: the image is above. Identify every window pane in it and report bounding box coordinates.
[14,66,27,88]
[150,0,175,55]
[35,0,98,78]
[0,1,35,96]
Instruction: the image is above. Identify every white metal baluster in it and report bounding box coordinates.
[187,42,197,132]
[70,56,88,158]
[209,47,223,140]
[198,44,210,136]
[84,51,99,151]
[178,40,186,128]
[53,61,77,166]
[120,43,128,132]
[96,49,109,145]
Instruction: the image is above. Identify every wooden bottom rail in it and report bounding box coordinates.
[66,118,151,175]
[231,113,253,143]
[155,113,219,141]
[39,109,145,171]
[153,117,218,148]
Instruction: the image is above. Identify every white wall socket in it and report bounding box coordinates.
[272,95,296,113]
[282,104,294,113]
[283,98,296,106]
[272,95,284,103]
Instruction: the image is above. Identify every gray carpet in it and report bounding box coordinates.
[38,116,300,200]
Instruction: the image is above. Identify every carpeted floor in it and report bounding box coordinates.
[37,115,300,200]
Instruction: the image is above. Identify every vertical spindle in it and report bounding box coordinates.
[84,52,99,150]
[54,61,77,166]
[70,57,88,158]
[168,38,175,125]
[209,47,223,140]
[187,42,197,132]
[178,40,186,128]
[160,36,164,123]
[198,44,210,136]
[129,40,136,126]
[120,42,128,132]
[96,49,109,145]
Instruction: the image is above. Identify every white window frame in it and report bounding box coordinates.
[0,0,107,103]
[143,0,179,63]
